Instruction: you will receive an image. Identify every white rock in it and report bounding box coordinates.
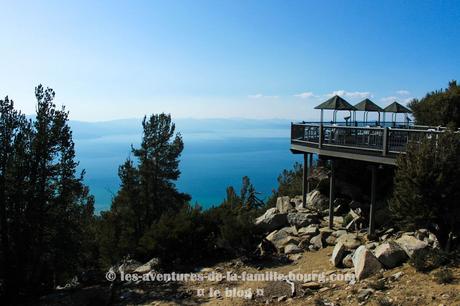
[134,258,159,274]
[306,190,329,211]
[284,244,302,254]
[395,235,429,257]
[352,246,382,281]
[255,207,288,231]
[276,196,295,213]
[298,224,319,236]
[374,242,408,268]
[331,242,346,267]
[336,233,362,250]
[287,212,318,227]
[332,229,348,238]
[310,233,326,249]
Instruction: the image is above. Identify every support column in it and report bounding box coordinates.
[329,160,336,229]
[368,165,377,236]
[307,153,313,193]
[302,154,308,206]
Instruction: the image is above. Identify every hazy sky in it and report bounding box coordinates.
[1,0,459,121]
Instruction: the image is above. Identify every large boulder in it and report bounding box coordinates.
[255,207,287,231]
[298,224,319,236]
[318,227,334,237]
[287,212,319,227]
[336,233,362,250]
[310,233,326,249]
[290,196,304,210]
[395,235,429,257]
[374,242,408,268]
[134,257,160,274]
[117,258,142,274]
[266,227,299,250]
[326,235,336,246]
[276,196,295,214]
[306,190,329,211]
[330,242,347,267]
[352,246,382,281]
[284,244,302,255]
[332,229,347,238]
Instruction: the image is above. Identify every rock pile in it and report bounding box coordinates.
[255,193,439,281]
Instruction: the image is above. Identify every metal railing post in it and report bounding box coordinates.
[328,160,335,229]
[302,154,308,206]
[319,124,323,149]
[382,127,388,156]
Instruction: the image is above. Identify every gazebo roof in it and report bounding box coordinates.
[314,95,357,110]
[383,101,412,113]
[354,98,383,112]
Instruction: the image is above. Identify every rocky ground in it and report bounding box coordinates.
[40,188,460,306]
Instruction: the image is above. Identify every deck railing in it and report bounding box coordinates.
[291,123,445,157]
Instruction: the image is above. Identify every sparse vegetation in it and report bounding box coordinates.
[434,267,454,284]
[375,297,395,306]
[369,278,387,291]
[267,162,303,207]
[409,248,451,272]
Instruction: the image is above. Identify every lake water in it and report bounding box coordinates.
[72,119,302,212]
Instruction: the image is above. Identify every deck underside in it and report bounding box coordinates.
[290,142,398,165]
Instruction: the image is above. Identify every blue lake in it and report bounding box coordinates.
[72,119,302,212]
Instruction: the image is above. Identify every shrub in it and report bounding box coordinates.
[376,297,394,306]
[434,267,454,284]
[266,162,303,207]
[409,248,450,272]
[369,278,387,291]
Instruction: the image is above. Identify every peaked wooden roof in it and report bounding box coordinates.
[383,101,412,113]
[354,98,383,112]
[314,95,357,110]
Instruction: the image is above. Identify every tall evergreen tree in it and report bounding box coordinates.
[0,86,95,301]
[409,80,460,128]
[99,113,190,264]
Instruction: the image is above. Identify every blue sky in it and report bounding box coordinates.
[1,0,459,121]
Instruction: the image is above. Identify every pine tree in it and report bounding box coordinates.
[409,80,460,128]
[389,131,460,249]
[0,86,96,301]
[99,113,190,264]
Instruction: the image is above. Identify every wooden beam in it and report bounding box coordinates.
[290,144,397,165]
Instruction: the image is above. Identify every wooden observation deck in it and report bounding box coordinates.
[290,122,444,165]
[290,95,448,236]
